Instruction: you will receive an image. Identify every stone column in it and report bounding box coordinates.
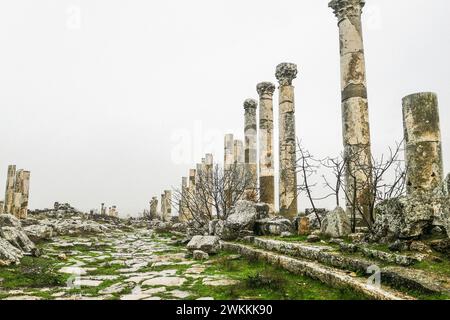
[100,203,106,215]
[4,165,16,214]
[15,170,30,219]
[224,134,234,208]
[164,190,172,222]
[179,177,190,222]
[257,82,276,212]
[224,134,234,171]
[233,140,244,165]
[329,0,373,223]
[160,193,166,221]
[244,99,258,201]
[402,92,443,194]
[276,63,298,219]
[150,196,158,220]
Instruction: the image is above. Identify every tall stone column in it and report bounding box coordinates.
[224,134,234,207]
[101,203,105,215]
[179,177,190,221]
[233,140,244,165]
[276,63,298,219]
[4,165,16,214]
[257,82,276,212]
[150,196,158,220]
[329,0,373,223]
[160,193,166,221]
[205,153,214,217]
[164,190,172,222]
[15,170,30,219]
[402,92,443,194]
[244,99,258,201]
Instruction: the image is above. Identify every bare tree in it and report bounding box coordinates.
[296,140,323,227]
[172,163,256,232]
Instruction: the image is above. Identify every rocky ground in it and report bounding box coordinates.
[0,226,367,300]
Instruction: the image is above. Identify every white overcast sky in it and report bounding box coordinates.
[0,0,449,216]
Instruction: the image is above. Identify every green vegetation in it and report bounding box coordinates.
[0,256,68,290]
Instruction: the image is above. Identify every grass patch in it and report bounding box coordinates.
[0,256,68,289]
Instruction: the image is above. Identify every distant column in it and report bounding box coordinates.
[276,63,298,219]
[257,82,276,212]
[164,190,172,222]
[4,165,16,214]
[179,177,190,222]
[150,196,158,220]
[160,193,166,221]
[15,170,30,219]
[224,134,234,208]
[244,99,258,201]
[402,92,444,194]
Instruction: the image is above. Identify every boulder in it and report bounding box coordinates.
[320,207,351,238]
[0,237,23,265]
[0,214,21,228]
[305,209,328,230]
[430,239,450,255]
[254,217,294,236]
[215,201,258,240]
[192,250,209,261]
[297,216,310,235]
[23,225,54,242]
[0,226,36,253]
[186,236,220,254]
[254,203,270,219]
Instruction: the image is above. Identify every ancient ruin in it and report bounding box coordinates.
[0,0,449,302]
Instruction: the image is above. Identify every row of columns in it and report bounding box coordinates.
[2,165,30,219]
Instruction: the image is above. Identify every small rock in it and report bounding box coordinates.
[410,241,432,254]
[297,216,310,236]
[57,253,67,260]
[429,239,450,255]
[280,232,293,238]
[193,250,209,261]
[320,206,351,238]
[306,235,320,243]
[388,240,409,252]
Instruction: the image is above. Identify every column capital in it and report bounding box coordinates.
[275,63,298,86]
[329,0,365,20]
[257,82,276,96]
[243,98,257,110]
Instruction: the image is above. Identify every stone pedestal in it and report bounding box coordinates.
[257,82,276,212]
[276,63,298,219]
[329,0,373,224]
[244,99,258,201]
[402,92,443,194]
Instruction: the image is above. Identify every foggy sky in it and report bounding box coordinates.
[1,0,449,216]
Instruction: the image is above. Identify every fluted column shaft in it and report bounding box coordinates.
[244,99,258,201]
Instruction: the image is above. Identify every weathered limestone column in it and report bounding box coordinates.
[224,134,234,171]
[4,165,16,214]
[244,99,258,201]
[276,63,298,218]
[233,140,244,165]
[205,153,214,217]
[163,190,172,222]
[15,170,30,219]
[329,0,373,223]
[402,92,444,194]
[101,203,106,215]
[179,177,190,221]
[257,82,276,212]
[12,193,22,218]
[150,196,158,220]
[160,193,166,221]
[224,134,234,207]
